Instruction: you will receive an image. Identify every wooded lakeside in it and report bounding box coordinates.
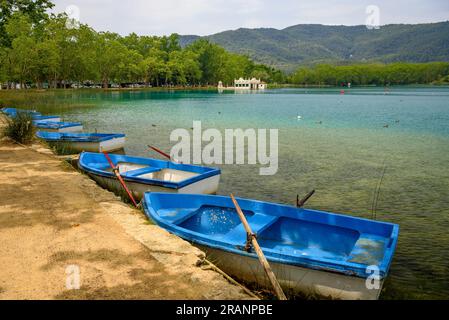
[1,0,448,89]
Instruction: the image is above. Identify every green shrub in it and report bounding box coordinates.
[3,112,36,144]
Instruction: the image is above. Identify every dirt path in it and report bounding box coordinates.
[0,118,252,300]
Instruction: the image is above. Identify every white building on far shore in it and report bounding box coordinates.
[218,78,267,91]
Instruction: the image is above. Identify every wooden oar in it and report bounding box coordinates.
[103,152,139,208]
[230,194,287,301]
[148,145,171,160]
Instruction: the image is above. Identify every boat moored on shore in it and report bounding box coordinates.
[36,131,126,153]
[33,121,83,133]
[32,115,61,122]
[142,193,399,300]
[1,108,61,122]
[1,107,41,118]
[78,152,221,200]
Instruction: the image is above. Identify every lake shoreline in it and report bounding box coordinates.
[1,83,448,96]
[0,114,254,300]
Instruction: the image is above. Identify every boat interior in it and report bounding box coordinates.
[38,132,122,141]
[105,162,200,183]
[150,194,396,267]
[34,121,82,128]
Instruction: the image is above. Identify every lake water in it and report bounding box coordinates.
[5,86,449,299]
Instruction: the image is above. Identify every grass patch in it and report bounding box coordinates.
[2,112,36,144]
[142,220,154,226]
[49,141,77,155]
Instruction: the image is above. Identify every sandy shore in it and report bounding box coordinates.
[0,115,253,300]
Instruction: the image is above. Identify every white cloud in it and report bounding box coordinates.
[243,18,263,29]
[51,0,449,36]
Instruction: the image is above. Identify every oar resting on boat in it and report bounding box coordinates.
[78,152,221,200]
[36,131,126,153]
[142,193,400,300]
[231,194,287,300]
[103,151,139,208]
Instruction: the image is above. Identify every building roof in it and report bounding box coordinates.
[234,78,266,84]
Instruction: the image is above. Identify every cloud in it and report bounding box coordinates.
[51,0,449,36]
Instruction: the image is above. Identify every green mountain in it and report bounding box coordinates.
[180,22,449,72]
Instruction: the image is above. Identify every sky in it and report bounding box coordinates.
[52,0,449,36]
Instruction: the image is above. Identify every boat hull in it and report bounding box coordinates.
[36,125,83,133]
[46,136,125,153]
[142,193,399,300]
[197,245,381,300]
[33,116,61,122]
[86,171,220,200]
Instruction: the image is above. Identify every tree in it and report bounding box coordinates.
[251,69,270,82]
[33,39,59,88]
[4,13,37,88]
[0,0,54,46]
[116,49,143,84]
[0,46,9,84]
[161,33,181,53]
[289,62,449,86]
[0,7,288,89]
[92,32,131,88]
[181,51,202,85]
[140,54,165,86]
[166,50,202,86]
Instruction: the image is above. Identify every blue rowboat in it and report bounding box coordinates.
[0,107,15,116]
[1,107,41,117]
[32,115,61,122]
[1,108,61,122]
[36,131,126,153]
[78,152,221,200]
[142,193,399,300]
[33,121,83,133]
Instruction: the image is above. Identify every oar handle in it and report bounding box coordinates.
[103,152,138,208]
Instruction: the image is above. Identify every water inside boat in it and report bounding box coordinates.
[256,217,360,260]
[155,203,391,265]
[178,205,255,236]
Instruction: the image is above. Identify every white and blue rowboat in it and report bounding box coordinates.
[0,107,15,116]
[32,115,61,122]
[36,132,126,153]
[1,108,61,122]
[1,107,41,118]
[33,121,83,133]
[142,193,399,300]
[78,152,221,200]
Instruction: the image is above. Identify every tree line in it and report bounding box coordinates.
[288,62,449,86]
[0,1,284,89]
[1,1,448,90]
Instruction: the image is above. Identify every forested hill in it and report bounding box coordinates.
[180,21,449,71]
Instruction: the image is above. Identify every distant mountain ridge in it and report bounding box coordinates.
[180,21,449,72]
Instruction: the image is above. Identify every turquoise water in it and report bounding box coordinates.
[16,87,449,299]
